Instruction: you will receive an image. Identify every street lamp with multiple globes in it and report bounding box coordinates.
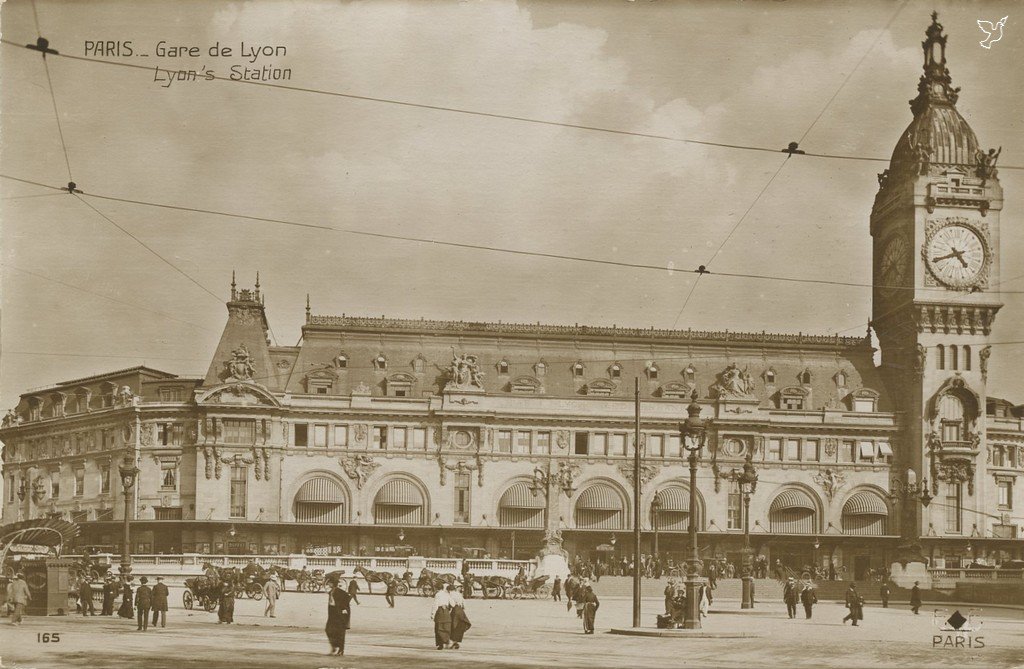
[117,453,140,581]
[651,489,663,560]
[678,391,709,629]
[737,457,758,609]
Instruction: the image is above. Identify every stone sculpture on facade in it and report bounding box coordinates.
[617,462,659,488]
[2,409,22,428]
[340,454,380,490]
[711,363,756,399]
[813,468,846,501]
[437,454,483,487]
[445,351,484,391]
[223,344,256,382]
[31,476,47,504]
[976,146,1001,182]
[979,345,992,380]
[114,386,136,407]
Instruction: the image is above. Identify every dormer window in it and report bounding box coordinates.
[609,363,622,379]
[572,362,585,378]
[764,368,776,385]
[373,354,388,371]
[683,366,696,384]
[100,382,117,408]
[535,361,547,377]
[510,376,542,394]
[777,386,810,411]
[585,379,615,397]
[646,363,659,380]
[386,373,415,398]
[847,388,880,413]
[28,397,42,421]
[799,369,812,385]
[497,359,510,375]
[335,353,348,369]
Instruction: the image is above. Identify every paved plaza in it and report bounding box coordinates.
[1,588,1022,668]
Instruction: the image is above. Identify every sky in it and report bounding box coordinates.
[1,0,1022,409]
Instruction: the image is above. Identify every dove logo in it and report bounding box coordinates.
[977,16,1008,49]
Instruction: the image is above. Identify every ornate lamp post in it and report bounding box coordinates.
[117,453,140,581]
[529,463,578,576]
[737,457,758,609]
[679,392,709,629]
[651,490,663,560]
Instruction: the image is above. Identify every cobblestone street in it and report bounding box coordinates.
[2,589,1022,668]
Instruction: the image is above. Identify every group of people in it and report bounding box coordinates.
[781,576,818,619]
[660,578,712,628]
[430,584,472,649]
[558,574,600,633]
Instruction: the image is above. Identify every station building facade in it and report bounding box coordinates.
[1,15,1022,577]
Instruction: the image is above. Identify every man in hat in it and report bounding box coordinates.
[79,575,96,616]
[263,573,281,617]
[782,577,799,619]
[842,583,864,626]
[910,581,922,615]
[101,576,117,616]
[134,576,153,631]
[6,572,31,626]
[151,576,169,628]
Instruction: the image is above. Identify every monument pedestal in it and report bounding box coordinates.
[533,533,570,580]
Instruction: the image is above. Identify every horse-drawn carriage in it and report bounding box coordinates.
[416,568,459,597]
[509,575,551,599]
[182,576,220,612]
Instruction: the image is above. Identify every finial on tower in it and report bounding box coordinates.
[305,294,311,323]
[255,271,261,301]
[231,270,237,301]
[911,11,960,115]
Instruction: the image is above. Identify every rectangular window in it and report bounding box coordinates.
[993,447,1005,467]
[8,476,15,503]
[859,441,877,460]
[393,427,408,450]
[945,483,962,533]
[591,433,608,456]
[782,396,804,410]
[313,424,328,448]
[534,431,551,454]
[102,428,115,450]
[51,472,60,498]
[412,428,427,450]
[648,434,664,458]
[877,442,894,461]
[230,465,247,518]
[454,472,471,524]
[100,465,111,494]
[785,439,800,461]
[498,430,513,453]
[766,438,783,461]
[372,426,387,449]
[610,433,627,457]
[853,399,874,412]
[515,431,531,454]
[942,421,963,442]
[334,425,349,448]
[159,387,184,402]
[294,423,309,447]
[804,440,820,462]
[998,480,1013,509]
[160,461,178,491]
[223,419,256,445]
[154,506,183,520]
[665,434,681,458]
[727,481,743,530]
[74,468,85,497]
[574,432,589,456]
[157,423,183,446]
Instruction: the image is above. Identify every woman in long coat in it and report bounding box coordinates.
[449,585,471,650]
[431,587,452,649]
[218,581,235,624]
[325,578,352,656]
[581,585,600,634]
[117,578,134,619]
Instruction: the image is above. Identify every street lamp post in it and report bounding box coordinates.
[679,392,709,629]
[117,453,140,582]
[737,457,758,609]
[652,490,662,561]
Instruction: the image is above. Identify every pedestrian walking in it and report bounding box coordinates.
[783,577,799,619]
[325,576,352,656]
[79,577,96,616]
[800,582,817,619]
[263,574,281,617]
[118,578,134,619]
[348,577,361,605]
[150,576,169,628]
[663,579,676,616]
[910,581,922,615]
[880,581,891,609]
[6,572,31,626]
[842,583,864,626]
[431,586,453,649]
[385,576,397,608]
[135,576,152,631]
[707,561,718,590]
[564,575,576,612]
[552,575,562,602]
[581,585,600,634]
[217,580,235,624]
[449,585,471,650]
[101,576,116,616]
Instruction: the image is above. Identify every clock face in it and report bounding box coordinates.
[880,235,909,295]
[925,224,987,288]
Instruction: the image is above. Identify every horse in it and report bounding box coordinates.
[353,565,395,594]
[268,566,304,592]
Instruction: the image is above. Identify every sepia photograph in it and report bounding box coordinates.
[0,1,1022,667]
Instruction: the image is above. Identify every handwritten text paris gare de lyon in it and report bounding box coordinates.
[84,41,288,62]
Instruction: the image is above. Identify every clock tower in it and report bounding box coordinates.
[870,13,1004,569]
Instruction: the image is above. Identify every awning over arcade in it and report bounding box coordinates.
[843,492,889,516]
[770,489,816,512]
[576,484,623,511]
[295,477,345,504]
[500,482,545,509]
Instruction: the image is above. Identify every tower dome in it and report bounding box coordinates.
[887,13,980,178]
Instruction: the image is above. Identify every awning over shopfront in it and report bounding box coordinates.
[843,491,889,516]
[500,482,545,509]
[296,477,345,503]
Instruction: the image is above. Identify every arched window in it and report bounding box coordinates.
[768,489,817,534]
[951,346,959,370]
[647,363,660,380]
[939,394,965,443]
[574,483,625,530]
[294,477,347,523]
[937,344,945,370]
[608,363,622,379]
[498,482,544,528]
[572,362,585,378]
[373,479,425,525]
[841,491,889,536]
[799,369,812,385]
[964,346,971,371]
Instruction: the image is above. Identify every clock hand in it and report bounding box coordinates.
[949,248,969,268]
[931,252,958,263]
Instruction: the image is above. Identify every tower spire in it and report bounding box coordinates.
[255,271,261,301]
[230,270,237,301]
[305,294,311,323]
[910,11,960,116]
